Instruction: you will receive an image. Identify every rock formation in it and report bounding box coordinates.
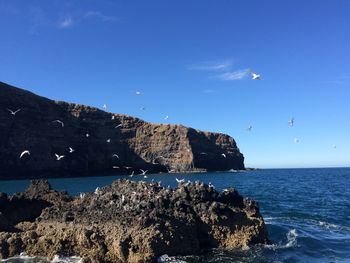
[0,180,268,262]
[0,82,244,179]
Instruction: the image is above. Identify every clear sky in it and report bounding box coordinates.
[1,0,349,168]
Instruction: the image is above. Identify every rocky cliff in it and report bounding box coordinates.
[0,82,244,179]
[0,180,268,262]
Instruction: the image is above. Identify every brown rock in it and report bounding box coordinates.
[0,81,244,179]
[0,180,268,262]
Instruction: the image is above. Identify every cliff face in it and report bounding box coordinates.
[0,82,244,179]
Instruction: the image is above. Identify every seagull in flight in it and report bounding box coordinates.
[140,107,146,111]
[129,171,134,177]
[250,71,261,80]
[124,166,132,169]
[112,166,120,169]
[106,138,111,143]
[135,91,142,95]
[140,169,148,175]
[221,153,226,158]
[7,108,21,115]
[332,144,337,149]
[294,138,300,143]
[52,120,64,127]
[19,150,30,159]
[176,178,185,183]
[102,104,107,110]
[115,124,123,129]
[68,147,74,153]
[86,133,90,137]
[288,118,294,127]
[164,115,169,120]
[55,154,65,160]
[112,154,119,159]
[246,125,252,132]
[200,152,207,155]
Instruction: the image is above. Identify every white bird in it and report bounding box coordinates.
[7,108,21,115]
[19,150,30,159]
[52,120,64,127]
[94,187,100,194]
[112,166,120,169]
[208,182,215,188]
[86,133,90,137]
[294,138,300,143]
[143,175,148,178]
[164,115,169,120]
[79,193,85,199]
[124,166,132,169]
[129,171,134,177]
[140,107,146,111]
[55,154,65,160]
[106,138,111,143]
[200,152,207,155]
[112,154,119,159]
[288,118,294,127]
[250,71,261,80]
[140,169,148,175]
[221,153,226,158]
[135,91,141,95]
[246,125,252,132]
[176,178,185,183]
[332,144,337,149]
[111,115,115,120]
[68,147,74,153]
[115,124,123,129]
[102,104,107,110]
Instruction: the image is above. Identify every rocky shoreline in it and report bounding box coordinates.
[0,180,268,263]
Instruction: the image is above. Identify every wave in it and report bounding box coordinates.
[1,254,82,263]
[265,229,298,250]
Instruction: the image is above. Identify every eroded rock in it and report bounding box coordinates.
[0,180,268,262]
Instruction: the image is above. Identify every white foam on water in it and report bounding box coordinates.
[285,229,298,248]
[264,228,298,250]
[157,254,188,263]
[51,255,82,263]
[1,254,82,263]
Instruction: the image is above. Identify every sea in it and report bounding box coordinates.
[0,168,349,263]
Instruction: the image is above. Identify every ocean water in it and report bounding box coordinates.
[1,168,349,263]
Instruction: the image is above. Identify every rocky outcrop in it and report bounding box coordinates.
[0,180,268,262]
[0,81,244,179]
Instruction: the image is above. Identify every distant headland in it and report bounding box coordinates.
[0,82,244,179]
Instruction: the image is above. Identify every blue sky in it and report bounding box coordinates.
[1,0,349,168]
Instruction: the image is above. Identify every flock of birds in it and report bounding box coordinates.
[7,70,337,186]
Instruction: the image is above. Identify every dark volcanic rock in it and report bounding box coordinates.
[0,180,268,262]
[0,81,244,179]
